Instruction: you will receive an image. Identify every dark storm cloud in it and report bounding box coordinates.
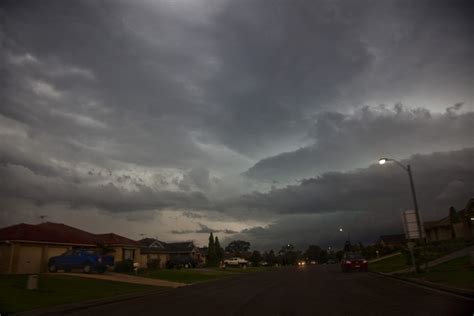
[0,0,473,247]
[171,223,238,235]
[0,162,209,213]
[227,211,411,251]
[228,148,474,216]
[2,0,472,173]
[246,104,474,181]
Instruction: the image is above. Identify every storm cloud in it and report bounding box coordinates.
[246,104,474,181]
[1,0,473,247]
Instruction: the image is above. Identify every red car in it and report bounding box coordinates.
[341,252,368,272]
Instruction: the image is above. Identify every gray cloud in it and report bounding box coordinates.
[0,162,210,213]
[171,223,239,235]
[246,104,474,181]
[227,148,474,216]
[1,0,473,248]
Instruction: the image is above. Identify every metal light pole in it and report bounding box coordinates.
[378,158,423,238]
[379,157,426,272]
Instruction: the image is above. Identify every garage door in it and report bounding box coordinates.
[47,247,69,259]
[17,246,43,274]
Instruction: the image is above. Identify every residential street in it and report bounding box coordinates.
[48,265,472,316]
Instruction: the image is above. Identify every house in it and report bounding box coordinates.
[378,234,406,248]
[0,222,141,274]
[139,238,205,268]
[95,233,142,264]
[424,198,474,242]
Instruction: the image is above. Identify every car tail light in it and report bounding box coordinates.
[345,260,352,264]
[362,260,367,264]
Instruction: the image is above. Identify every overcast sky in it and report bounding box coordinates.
[1,0,473,251]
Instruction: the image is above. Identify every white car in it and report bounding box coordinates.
[223,257,248,268]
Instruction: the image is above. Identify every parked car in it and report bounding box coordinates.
[48,249,114,273]
[341,252,368,272]
[223,257,248,268]
[327,258,336,264]
[166,255,197,269]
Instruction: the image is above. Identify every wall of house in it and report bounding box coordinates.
[4,242,72,274]
[453,222,465,239]
[435,227,453,241]
[0,244,12,274]
[107,246,141,263]
[139,254,148,268]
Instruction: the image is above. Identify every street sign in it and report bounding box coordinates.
[401,210,424,239]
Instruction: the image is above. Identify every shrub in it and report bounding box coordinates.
[114,259,134,273]
[147,259,160,270]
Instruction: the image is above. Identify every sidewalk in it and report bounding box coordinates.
[54,272,185,288]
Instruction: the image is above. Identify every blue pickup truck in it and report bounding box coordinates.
[48,249,114,273]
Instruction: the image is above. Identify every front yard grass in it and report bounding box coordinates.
[138,266,269,284]
[369,253,410,273]
[0,274,155,314]
[398,255,474,290]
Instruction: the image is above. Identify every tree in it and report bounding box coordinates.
[215,236,224,262]
[264,250,277,266]
[249,250,262,266]
[304,245,329,263]
[278,244,299,265]
[225,240,251,256]
[207,232,217,266]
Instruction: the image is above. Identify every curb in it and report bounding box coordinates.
[14,288,172,316]
[370,271,474,300]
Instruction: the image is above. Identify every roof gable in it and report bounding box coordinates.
[95,233,140,246]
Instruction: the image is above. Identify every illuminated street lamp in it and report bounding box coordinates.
[339,227,350,242]
[378,157,423,239]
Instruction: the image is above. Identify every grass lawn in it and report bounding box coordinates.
[398,256,474,290]
[138,266,269,284]
[369,253,410,273]
[0,274,155,314]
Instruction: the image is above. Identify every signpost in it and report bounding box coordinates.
[402,210,424,272]
[401,210,424,239]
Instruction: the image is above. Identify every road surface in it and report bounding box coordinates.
[51,265,473,316]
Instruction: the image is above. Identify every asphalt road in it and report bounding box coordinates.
[57,265,473,316]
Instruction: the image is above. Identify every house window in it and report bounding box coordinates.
[123,249,135,260]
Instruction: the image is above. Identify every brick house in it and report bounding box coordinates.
[0,222,141,274]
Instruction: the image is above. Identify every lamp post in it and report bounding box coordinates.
[339,227,350,243]
[378,158,423,239]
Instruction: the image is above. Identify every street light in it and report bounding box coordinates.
[339,227,350,242]
[378,157,423,239]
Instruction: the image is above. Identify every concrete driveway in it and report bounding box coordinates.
[54,272,185,288]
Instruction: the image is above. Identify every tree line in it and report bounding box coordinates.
[206,233,401,267]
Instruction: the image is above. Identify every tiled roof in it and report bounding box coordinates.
[140,238,197,254]
[0,222,97,245]
[96,233,140,246]
[0,222,139,247]
[164,241,195,253]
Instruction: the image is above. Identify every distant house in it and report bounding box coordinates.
[0,222,141,274]
[95,233,142,263]
[424,198,474,242]
[139,238,205,268]
[378,234,406,248]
